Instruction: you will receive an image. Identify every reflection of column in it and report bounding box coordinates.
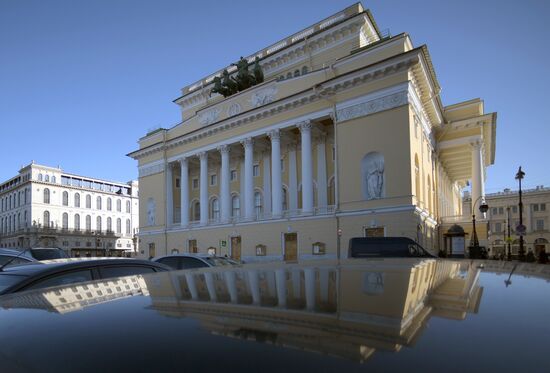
[291,269,301,298]
[199,152,208,225]
[204,272,217,302]
[225,271,238,303]
[185,273,198,300]
[218,145,231,223]
[298,121,313,214]
[275,269,287,307]
[471,141,483,208]
[319,269,329,302]
[266,271,276,297]
[241,138,254,220]
[269,130,282,217]
[248,270,260,305]
[288,143,298,211]
[304,268,316,311]
[166,162,173,226]
[316,135,327,209]
[180,157,189,227]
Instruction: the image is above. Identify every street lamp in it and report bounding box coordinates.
[506,206,512,261]
[470,196,489,258]
[515,166,526,261]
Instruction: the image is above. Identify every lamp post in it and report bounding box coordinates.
[506,206,512,261]
[470,196,489,258]
[515,166,526,261]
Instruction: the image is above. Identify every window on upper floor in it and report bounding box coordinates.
[541,203,546,211]
[126,219,131,235]
[62,191,69,206]
[44,188,50,204]
[74,193,80,208]
[494,222,502,233]
[45,175,50,182]
[96,196,102,210]
[107,198,112,211]
[512,206,518,213]
[126,200,131,213]
[253,165,260,177]
[86,194,91,209]
[116,199,121,212]
[498,207,504,215]
[536,219,545,231]
[230,170,237,182]
[192,178,199,190]
[533,204,539,212]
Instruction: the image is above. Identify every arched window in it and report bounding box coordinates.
[62,191,69,206]
[107,198,112,211]
[45,175,50,182]
[116,218,121,234]
[23,211,27,227]
[51,176,56,183]
[43,188,50,204]
[17,192,20,206]
[301,66,308,75]
[126,219,131,235]
[361,152,384,200]
[192,201,200,221]
[294,69,300,77]
[107,217,112,232]
[126,200,131,213]
[96,196,102,210]
[85,215,91,231]
[43,211,50,227]
[254,191,263,218]
[286,72,292,79]
[62,213,68,229]
[25,188,28,204]
[38,173,43,181]
[74,214,80,230]
[210,198,220,220]
[96,216,102,232]
[116,199,121,212]
[231,195,240,217]
[86,194,92,208]
[74,193,80,208]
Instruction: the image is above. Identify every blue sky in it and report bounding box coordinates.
[1,0,549,193]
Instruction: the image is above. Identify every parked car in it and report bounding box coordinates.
[0,258,170,295]
[0,247,69,267]
[348,237,436,258]
[153,253,239,270]
[0,248,36,267]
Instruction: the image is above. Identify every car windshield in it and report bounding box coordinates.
[0,274,27,294]
[203,257,238,266]
[30,249,68,260]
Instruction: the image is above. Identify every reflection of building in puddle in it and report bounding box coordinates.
[145,259,484,362]
[473,260,550,281]
[1,275,149,314]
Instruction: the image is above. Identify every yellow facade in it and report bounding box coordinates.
[129,4,496,260]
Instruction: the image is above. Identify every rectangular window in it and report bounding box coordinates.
[495,223,502,233]
[512,206,518,213]
[192,178,199,190]
[332,146,336,161]
[492,207,498,215]
[230,170,237,181]
[533,204,539,212]
[210,174,217,186]
[541,203,546,211]
[498,207,504,215]
[280,158,285,172]
[175,178,180,188]
[253,165,260,177]
[536,219,544,231]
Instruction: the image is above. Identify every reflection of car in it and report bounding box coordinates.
[153,254,239,270]
[0,249,36,267]
[0,258,170,295]
[348,237,436,258]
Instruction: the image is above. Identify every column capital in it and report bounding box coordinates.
[267,129,280,141]
[197,151,208,161]
[286,142,297,152]
[314,132,327,145]
[240,137,254,149]
[297,120,312,133]
[217,144,231,154]
[179,157,188,166]
[469,139,483,150]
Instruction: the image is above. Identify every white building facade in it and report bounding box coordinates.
[0,163,139,256]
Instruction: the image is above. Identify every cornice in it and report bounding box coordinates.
[130,52,420,161]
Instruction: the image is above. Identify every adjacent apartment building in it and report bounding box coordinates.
[462,186,549,257]
[128,3,497,261]
[0,162,139,256]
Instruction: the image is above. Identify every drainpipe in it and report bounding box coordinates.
[162,130,168,256]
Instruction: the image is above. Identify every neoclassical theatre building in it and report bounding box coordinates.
[129,3,497,261]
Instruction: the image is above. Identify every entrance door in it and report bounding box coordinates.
[230,236,241,261]
[284,233,298,262]
[188,239,197,253]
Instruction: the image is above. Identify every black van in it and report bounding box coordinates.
[348,237,436,258]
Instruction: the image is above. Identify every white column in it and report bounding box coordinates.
[298,121,314,214]
[288,143,298,211]
[471,141,483,210]
[269,129,282,217]
[180,157,189,227]
[316,134,328,209]
[304,268,316,311]
[166,162,174,226]
[275,269,287,307]
[218,145,231,223]
[199,151,208,225]
[241,137,254,220]
[262,151,271,215]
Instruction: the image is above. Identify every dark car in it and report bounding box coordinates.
[0,247,69,268]
[0,259,548,372]
[348,237,436,258]
[0,248,36,267]
[153,253,239,270]
[0,258,170,295]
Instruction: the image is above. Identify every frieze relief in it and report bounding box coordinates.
[250,85,277,108]
[198,108,221,126]
[336,91,408,122]
[227,103,241,117]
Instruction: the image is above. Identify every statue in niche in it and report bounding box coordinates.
[147,198,156,226]
[362,152,384,200]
